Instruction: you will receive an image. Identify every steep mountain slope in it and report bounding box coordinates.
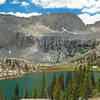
[87,21,100,32]
[35,13,86,32]
[0,13,99,63]
[0,13,86,37]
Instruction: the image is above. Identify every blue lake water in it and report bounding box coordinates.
[0,71,99,100]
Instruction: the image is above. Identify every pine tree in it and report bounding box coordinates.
[59,73,64,90]
[12,96,14,100]
[87,75,93,97]
[13,84,19,100]
[69,72,72,81]
[65,79,74,100]
[78,78,84,100]
[72,79,79,100]
[90,70,95,88]
[40,72,46,98]
[79,73,89,100]
[52,72,56,85]
[66,72,73,89]
[4,96,8,100]
[53,79,64,100]
[23,88,28,98]
[48,72,56,99]
[31,83,38,98]
[72,70,79,100]
[79,65,82,72]
[83,65,86,73]
[0,89,3,100]
[97,75,100,93]
[66,72,70,89]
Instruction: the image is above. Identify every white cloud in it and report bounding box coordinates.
[11,0,20,4]
[31,0,97,9]
[0,12,41,17]
[30,0,100,15]
[21,1,29,7]
[78,13,100,25]
[31,0,40,5]
[30,0,100,24]
[82,7,100,14]
[82,0,100,14]
[12,1,29,8]
[0,0,6,5]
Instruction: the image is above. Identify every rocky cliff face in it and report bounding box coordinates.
[0,13,98,63]
[36,13,86,32]
[0,58,40,78]
[0,13,86,37]
[87,21,100,33]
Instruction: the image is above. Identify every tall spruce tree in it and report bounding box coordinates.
[90,70,95,88]
[31,83,38,98]
[66,72,72,89]
[53,79,64,100]
[4,96,8,100]
[0,89,3,100]
[66,72,70,89]
[65,79,74,100]
[23,88,28,98]
[59,73,64,90]
[97,75,100,93]
[13,84,19,100]
[79,73,89,100]
[48,72,56,99]
[72,69,79,100]
[87,75,93,97]
[40,72,46,98]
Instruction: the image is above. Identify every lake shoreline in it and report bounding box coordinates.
[0,66,99,80]
[0,66,75,80]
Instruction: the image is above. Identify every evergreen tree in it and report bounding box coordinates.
[83,65,87,73]
[31,83,38,98]
[66,72,72,89]
[97,75,100,93]
[53,79,64,100]
[90,70,95,88]
[4,96,8,100]
[59,73,64,90]
[66,72,70,89]
[23,88,28,98]
[87,75,93,97]
[79,65,82,72]
[69,72,72,81]
[13,84,19,100]
[52,72,56,85]
[72,79,79,100]
[12,96,14,100]
[72,70,79,100]
[79,74,89,100]
[48,72,56,99]
[0,89,3,100]
[65,79,74,100]
[40,72,46,98]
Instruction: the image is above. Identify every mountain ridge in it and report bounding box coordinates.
[0,12,99,63]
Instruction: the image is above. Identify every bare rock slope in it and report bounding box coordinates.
[0,13,99,63]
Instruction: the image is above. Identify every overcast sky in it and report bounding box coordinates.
[0,0,100,24]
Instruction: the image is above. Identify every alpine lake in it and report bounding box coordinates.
[0,71,99,100]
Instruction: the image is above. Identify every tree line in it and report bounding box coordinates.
[0,65,100,100]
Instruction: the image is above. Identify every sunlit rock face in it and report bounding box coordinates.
[87,21,100,32]
[0,13,98,63]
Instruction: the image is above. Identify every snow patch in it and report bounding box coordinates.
[61,27,78,34]
[8,51,12,55]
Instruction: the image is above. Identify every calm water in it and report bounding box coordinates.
[0,71,99,100]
